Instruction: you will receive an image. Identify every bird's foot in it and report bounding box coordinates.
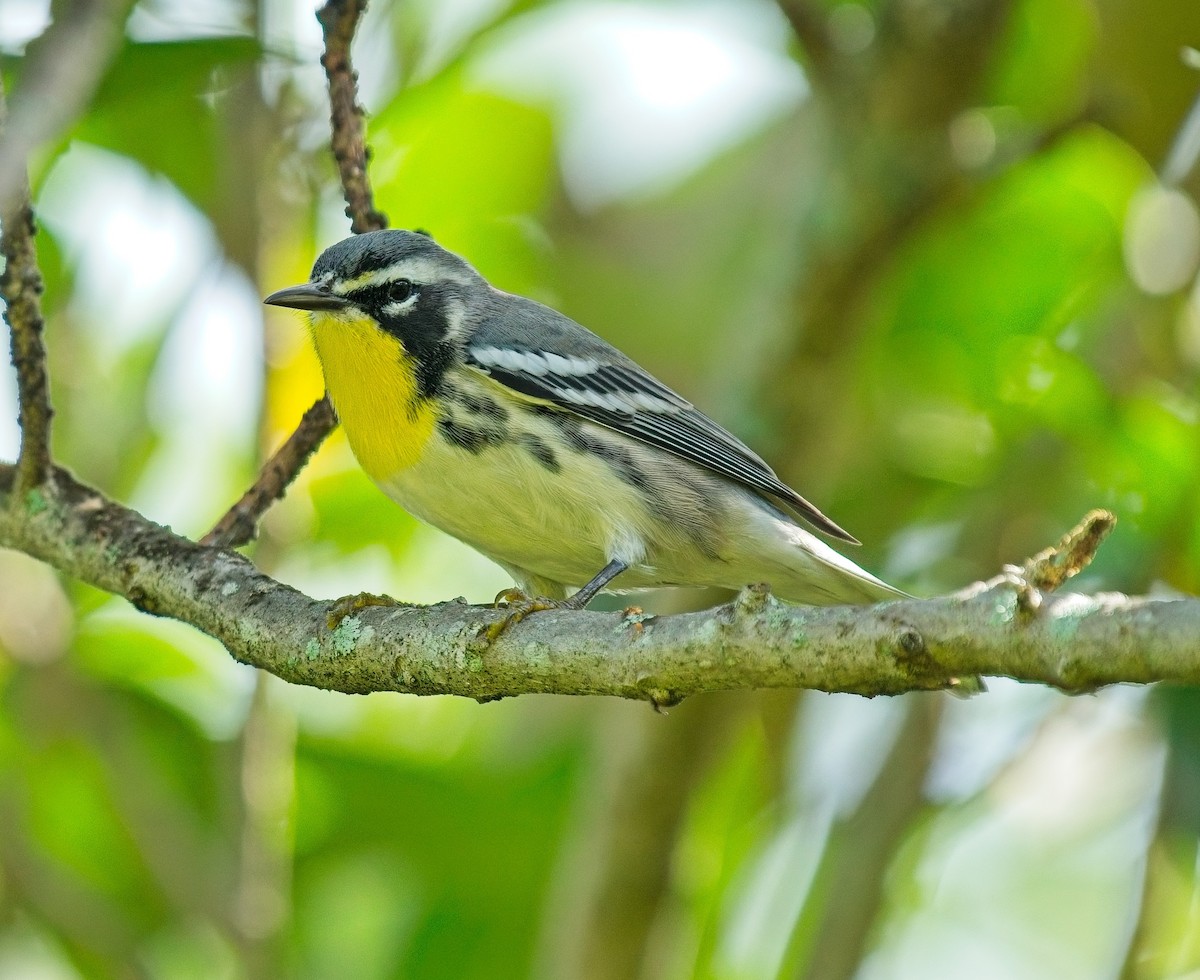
[326,591,400,630]
[480,588,582,645]
[478,560,629,648]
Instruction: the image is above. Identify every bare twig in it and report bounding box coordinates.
[1023,509,1116,592]
[204,0,389,548]
[317,0,388,234]
[0,79,54,493]
[0,0,135,211]
[201,396,337,547]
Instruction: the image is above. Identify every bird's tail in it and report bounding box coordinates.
[741,516,909,606]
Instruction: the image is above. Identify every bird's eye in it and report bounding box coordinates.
[387,279,415,304]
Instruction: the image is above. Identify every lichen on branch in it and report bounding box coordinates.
[1,463,1196,704]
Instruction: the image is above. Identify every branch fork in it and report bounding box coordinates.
[202,0,390,551]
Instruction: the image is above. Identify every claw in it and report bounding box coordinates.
[479,558,630,649]
[493,587,532,607]
[326,591,399,630]
[483,589,567,644]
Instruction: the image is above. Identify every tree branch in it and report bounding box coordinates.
[0,79,54,494]
[317,0,388,235]
[2,463,1197,703]
[204,0,388,548]
[200,395,336,548]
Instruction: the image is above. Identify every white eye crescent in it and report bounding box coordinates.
[382,279,419,316]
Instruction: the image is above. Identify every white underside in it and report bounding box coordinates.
[376,397,902,605]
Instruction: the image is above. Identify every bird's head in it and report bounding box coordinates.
[264,229,485,350]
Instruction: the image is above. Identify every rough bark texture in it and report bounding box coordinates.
[317,0,388,234]
[1,77,54,495]
[1,464,1195,703]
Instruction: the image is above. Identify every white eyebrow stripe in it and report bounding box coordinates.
[335,256,478,294]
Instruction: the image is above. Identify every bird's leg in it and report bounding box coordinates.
[483,559,629,644]
[562,558,629,609]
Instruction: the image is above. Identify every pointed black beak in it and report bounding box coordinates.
[263,283,351,311]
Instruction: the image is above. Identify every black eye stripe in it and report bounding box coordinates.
[346,280,418,308]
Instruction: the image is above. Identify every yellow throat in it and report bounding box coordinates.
[309,312,438,481]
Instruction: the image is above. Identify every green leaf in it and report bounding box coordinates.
[986,0,1096,124]
[73,37,261,211]
[369,78,557,296]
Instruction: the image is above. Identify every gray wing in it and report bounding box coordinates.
[464,293,858,543]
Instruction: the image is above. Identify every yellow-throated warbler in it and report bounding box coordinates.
[264,230,905,610]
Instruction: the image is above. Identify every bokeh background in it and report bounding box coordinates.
[2,0,1200,977]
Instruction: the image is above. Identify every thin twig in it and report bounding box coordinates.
[317,0,388,234]
[200,396,337,547]
[204,0,389,548]
[0,78,54,493]
[1023,509,1116,592]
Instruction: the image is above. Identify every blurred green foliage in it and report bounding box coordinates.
[2,0,1200,977]
[76,38,262,210]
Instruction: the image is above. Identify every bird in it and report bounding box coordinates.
[263,229,906,616]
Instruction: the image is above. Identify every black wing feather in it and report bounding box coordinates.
[464,294,858,543]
